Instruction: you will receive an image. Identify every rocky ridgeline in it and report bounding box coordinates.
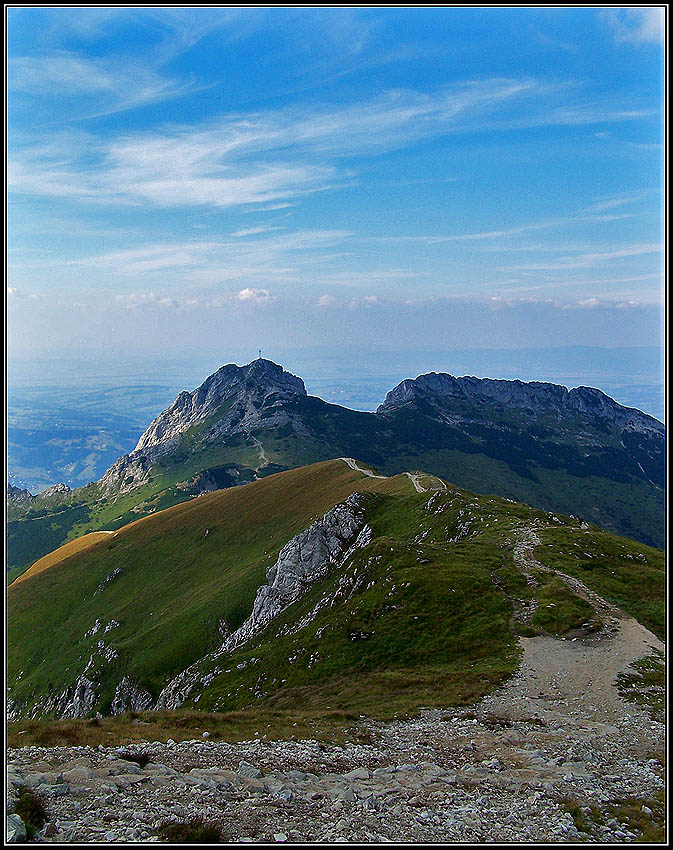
[377,372,664,435]
[7,482,72,512]
[6,698,664,844]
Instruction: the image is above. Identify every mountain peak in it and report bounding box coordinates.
[132,359,305,455]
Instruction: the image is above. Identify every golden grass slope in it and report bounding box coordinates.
[9,459,413,589]
[10,531,116,587]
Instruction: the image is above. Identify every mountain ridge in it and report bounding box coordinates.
[378,371,664,435]
[7,457,664,724]
[7,358,666,575]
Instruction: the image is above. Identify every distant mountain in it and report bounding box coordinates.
[7,459,664,721]
[6,359,665,578]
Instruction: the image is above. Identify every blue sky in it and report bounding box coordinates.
[7,7,666,362]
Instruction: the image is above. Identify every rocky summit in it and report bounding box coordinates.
[100,360,307,496]
[378,372,664,436]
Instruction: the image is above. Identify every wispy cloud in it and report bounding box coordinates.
[8,77,657,210]
[602,8,665,45]
[508,243,663,272]
[9,54,202,118]
[360,208,640,247]
[44,230,352,288]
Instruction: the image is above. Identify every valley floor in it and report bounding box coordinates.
[7,608,665,843]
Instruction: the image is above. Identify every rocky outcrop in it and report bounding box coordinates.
[156,493,373,710]
[40,482,73,499]
[224,493,373,653]
[6,485,35,519]
[7,484,34,503]
[99,453,152,496]
[377,372,664,435]
[58,675,100,719]
[110,676,154,715]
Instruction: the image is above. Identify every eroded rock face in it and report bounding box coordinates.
[58,676,100,719]
[156,493,373,710]
[100,359,307,495]
[225,492,372,653]
[40,482,73,499]
[110,676,154,715]
[135,359,306,454]
[7,484,34,503]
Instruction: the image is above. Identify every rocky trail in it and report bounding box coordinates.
[247,433,270,477]
[339,458,387,479]
[7,626,664,842]
[404,471,447,493]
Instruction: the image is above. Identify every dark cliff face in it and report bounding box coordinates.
[377,372,664,436]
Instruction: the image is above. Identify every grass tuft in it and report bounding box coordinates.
[116,750,151,767]
[14,786,48,840]
[156,817,223,843]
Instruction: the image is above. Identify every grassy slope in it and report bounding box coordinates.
[7,461,398,715]
[534,525,665,640]
[7,460,664,728]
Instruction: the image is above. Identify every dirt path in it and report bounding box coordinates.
[481,618,663,739]
[340,458,387,478]
[340,460,448,495]
[501,522,663,738]
[404,471,447,493]
[7,518,665,843]
[247,432,270,477]
[512,523,623,626]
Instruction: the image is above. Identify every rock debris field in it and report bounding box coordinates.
[6,605,665,844]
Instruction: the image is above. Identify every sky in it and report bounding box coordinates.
[6,7,666,366]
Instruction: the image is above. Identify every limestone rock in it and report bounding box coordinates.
[100,359,307,496]
[6,814,26,843]
[59,675,100,719]
[155,493,372,710]
[377,372,664,436]
[226,493,372,652]
[110,676,154,715]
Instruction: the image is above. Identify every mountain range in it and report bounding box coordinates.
[7,359,665,583]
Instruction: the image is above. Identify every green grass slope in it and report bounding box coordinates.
[7,459,664,725]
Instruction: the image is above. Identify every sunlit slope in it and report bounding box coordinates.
[7,460,408,715]
[10,532,115,587]
[7,458,664,722]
